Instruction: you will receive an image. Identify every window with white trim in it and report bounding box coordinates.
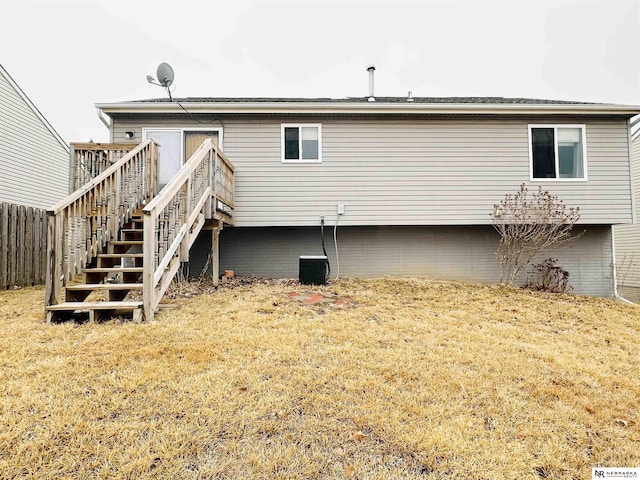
[281,124,322,163]
[529,125,587,180]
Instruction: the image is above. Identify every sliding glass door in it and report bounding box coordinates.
[144,129,221,189]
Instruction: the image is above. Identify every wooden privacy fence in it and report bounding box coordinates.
[0,202,47,289]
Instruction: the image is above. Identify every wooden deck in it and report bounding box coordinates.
[45,139,234,322]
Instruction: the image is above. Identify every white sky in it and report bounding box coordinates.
[1,0,639,143]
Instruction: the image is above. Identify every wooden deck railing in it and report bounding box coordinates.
[214,149,235,222]
[142,139,233,320]
[70,143,137,190]
[45,140,158,309]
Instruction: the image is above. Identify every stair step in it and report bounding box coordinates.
[46,300,144,322]
[121,229,144,237]
[47,301,143,311]
[83,267,143,274]
[66,283,143,291]
[98,253,144,259]
[111,240,144,246]
[66,281,143,302]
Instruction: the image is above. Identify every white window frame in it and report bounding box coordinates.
[528,124,588,182]
[281,123,322,163]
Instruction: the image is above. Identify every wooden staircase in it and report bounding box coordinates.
[44,138,235,323]
[46,214,146,322]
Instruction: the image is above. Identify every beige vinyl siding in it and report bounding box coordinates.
[613,132,640,288]
[0,69,68,209]
[112,115,632,227]
[215,225,614,297]
[615,235,640,288]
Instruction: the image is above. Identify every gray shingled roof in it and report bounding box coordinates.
[132,96,600,105]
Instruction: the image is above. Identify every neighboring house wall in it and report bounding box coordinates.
[111,115,632,227]
[0,65,69,209]
[614,131,640,289]
[214,225,614,297]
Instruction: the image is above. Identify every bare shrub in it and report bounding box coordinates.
[525,258,572,293]
[492,184,582,285]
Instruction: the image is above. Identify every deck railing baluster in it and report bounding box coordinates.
[70,143,137,190]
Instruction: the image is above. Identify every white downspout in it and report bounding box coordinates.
[96,107,112,142]
[96,107,110,129]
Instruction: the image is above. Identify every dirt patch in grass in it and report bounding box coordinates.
[0,277,639,479]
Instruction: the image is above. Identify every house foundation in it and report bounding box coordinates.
[181,225,617,297]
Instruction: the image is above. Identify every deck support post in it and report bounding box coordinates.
[68,144,77,194]
[143,210,156,322]
[211,221,222,287]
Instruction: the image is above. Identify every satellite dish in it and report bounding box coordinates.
[146,63,175,101]
[156,62,174,88]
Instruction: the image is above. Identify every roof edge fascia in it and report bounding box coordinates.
[95,101,640,117]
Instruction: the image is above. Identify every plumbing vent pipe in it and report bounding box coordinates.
[367,65,376,102]
[407,91,414,102]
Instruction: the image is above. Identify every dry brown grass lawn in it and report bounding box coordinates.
[0,277,638,479]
